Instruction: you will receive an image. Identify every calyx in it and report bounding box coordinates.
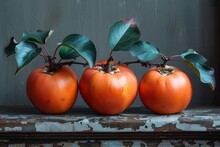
[95,65,120,75]
[157,65,175,76]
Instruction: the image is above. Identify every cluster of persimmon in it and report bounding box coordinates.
[5,18,215,115]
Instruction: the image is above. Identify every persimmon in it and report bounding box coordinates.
[26,65,78,114]
[79,60,138,115]
[5,31,96,114]
[139,65,192,114]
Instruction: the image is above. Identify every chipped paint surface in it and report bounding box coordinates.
[35,122,74,132]
[0,107,220,146]
[4,126,22,131]
[0,106,220,133]
[176,123,207,131]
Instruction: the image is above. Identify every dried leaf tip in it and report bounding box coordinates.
[124,18,137,27]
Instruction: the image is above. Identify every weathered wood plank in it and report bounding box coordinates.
[0,106,220,146]
[0,106,220,133]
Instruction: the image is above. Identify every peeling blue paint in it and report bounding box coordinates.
[176,123,207,131]
[0,107,220,146]
[0,107,220,133]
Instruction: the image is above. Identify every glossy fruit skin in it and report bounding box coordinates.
[79,60,138,115]
[139,66,192,115]
[26,65,78,114]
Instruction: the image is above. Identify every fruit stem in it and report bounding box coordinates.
[60,61,88,67]
[94,56,119,74]
[121,53,171,68]
[109,50,113,58]
[121,60,160,67]
[42,44,50,56]
[52,44,62,61]
[159,53,169,67]
[102,56,115,73]
[45,60,88,74]
[39,53,47,62]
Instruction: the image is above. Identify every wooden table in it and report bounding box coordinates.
[0,106,220,146]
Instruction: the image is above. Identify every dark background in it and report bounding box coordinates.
[0,0,219,107]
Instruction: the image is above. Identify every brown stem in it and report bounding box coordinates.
[45,60,87,73]
[52,44,62,60]
[96,56,114,73]
[94,56,118,73]
[60,61,88,67]
[40,53,47,62]
[107,56,114,64]
[159,53,168,60]
[159,53,169,67]
[42,44,50,56]
[121,60,159,67]
[109,50,113,57]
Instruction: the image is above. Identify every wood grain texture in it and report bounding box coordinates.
[0,0,219,106]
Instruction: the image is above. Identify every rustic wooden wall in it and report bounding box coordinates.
[0,0,219,107]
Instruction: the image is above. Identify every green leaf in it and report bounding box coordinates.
[15,41,42,74]
[181,49,207,64]
[181,49,215,90]
[109,18,141,51]
[4,37,18,57]
[59,45,80,60]
[183,61,215,90]
[22,30,54,44]
[59,34,96,68]
[129,41,160,61]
